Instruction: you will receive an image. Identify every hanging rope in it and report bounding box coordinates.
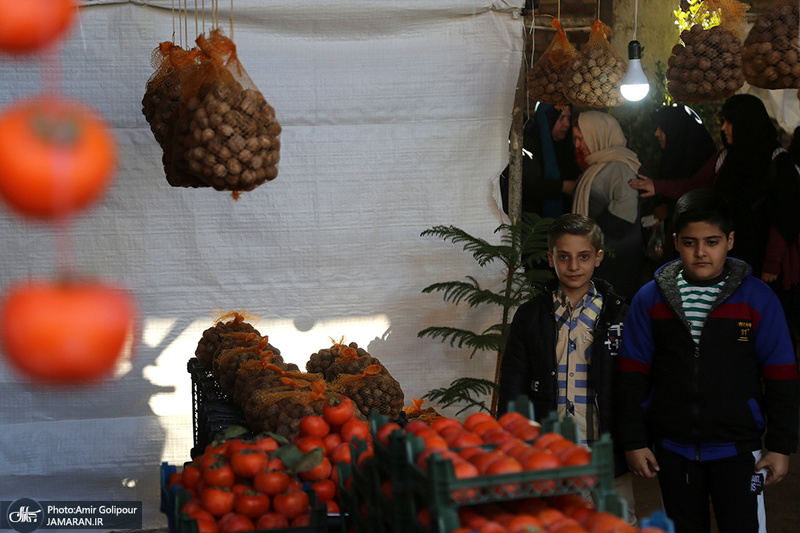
[633,0,639,40]
[171,0,176,44]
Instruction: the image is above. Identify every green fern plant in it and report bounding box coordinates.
[417,213,553,415]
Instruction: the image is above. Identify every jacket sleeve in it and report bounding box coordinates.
[653,151,719,200]
[614,285,657,451]
[497,304,536,416]
[770,152,800,245]
[751,283,800,455]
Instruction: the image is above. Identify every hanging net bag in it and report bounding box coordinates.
[527,18,578,106]
[173,29,281,193]
[142,42,207,188]
[742,0,800,89]
[666,0,749,102]
[562,20,627,108]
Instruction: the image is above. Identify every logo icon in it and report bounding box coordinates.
[7,499,43,533]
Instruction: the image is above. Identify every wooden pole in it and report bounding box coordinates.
[491,40,527,416]
[507,57,526,225]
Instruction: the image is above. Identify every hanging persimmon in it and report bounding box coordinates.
[0,96,117,219]
[0,279,137,383]
[0,0,76,54]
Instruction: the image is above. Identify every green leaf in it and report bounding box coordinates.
[293,447,325,474]
[218,425,250,441]
[270,444,304,470]
[259,432,291,446]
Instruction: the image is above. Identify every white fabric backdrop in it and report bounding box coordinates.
[0,1,523,527]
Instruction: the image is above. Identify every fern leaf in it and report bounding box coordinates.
[416,326,480,349]
[422,377,498,415]
[421,225,506,268]
[422,277,519,309]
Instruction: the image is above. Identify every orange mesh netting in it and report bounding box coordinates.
[527,18,578,106]
[171,29,281,193]
[329,364,405,421]
[666,0,750,102]
[742,0,800,89]
[561,20,627,108]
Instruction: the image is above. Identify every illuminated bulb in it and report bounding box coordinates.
[620,40,650,102]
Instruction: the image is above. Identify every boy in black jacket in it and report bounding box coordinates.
[615,189,799,532]
[498,213,635,522]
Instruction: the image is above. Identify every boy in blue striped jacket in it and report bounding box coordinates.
[615,189,799,533]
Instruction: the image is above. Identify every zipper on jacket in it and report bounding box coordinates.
[691,342,702,443]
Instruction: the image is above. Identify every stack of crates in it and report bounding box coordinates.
[187,357,251,457]
[338,399,626,533]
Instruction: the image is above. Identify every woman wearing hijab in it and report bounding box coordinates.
[653,105,718,182]
[643,105,718,262]
[629,94,800,282]
[572,111,642,300]
[500,103,582,218]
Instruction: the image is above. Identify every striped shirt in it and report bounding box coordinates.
[553,283,603,444]
[677,270,725,344]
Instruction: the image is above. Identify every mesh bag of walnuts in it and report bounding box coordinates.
[234,360,318,406]
[527,18,577,106]
[403,398,444,424]
[561,20,627,108]
[172,29,281,193]
[209,331,266,374]
[194,309,261,368]
[306,339,366,376]
[243,380,342,439]
[666,0,749,102]
[323,343,387,382]
[142,42,207,188]
[215,341,286,397]
[742,0,800,89]
[328,364,405,422]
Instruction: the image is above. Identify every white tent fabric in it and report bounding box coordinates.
[0,1,523,528]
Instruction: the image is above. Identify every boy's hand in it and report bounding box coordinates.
[625,448,660,478]
[756,451,789,485]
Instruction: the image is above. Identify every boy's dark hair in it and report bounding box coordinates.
[672,189,734,236]
[547,213,603,250]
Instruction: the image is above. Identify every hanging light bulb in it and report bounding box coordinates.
[621,40,650,101]
[620,0,650,102]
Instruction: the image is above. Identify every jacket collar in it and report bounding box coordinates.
[655,257,751,318]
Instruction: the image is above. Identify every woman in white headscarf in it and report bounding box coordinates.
[572,111,642,300]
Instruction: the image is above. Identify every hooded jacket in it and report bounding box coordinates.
[615,258,799,460]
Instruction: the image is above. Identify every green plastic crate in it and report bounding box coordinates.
[336,444,387,533]
[367,399,626,533]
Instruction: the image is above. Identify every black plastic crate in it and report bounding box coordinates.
[187,357,250,457]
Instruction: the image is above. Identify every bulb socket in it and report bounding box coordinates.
[627,40,643,60]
